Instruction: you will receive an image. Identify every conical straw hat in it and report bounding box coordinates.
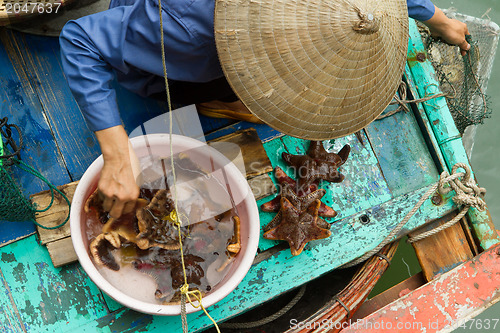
[215,0,409,140]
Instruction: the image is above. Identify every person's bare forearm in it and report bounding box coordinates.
[423,6,470,56]
[95,125,140,218]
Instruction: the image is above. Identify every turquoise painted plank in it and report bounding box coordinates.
[75,307,153,332]
[72,183,455,333]
[365,98,439,197]
[258,133,393,251]
[406,19,461,143]
[0,235,109,332]
[0,257,26,332]
[102,293,123,314]
[403,63,448,172]
[406,21,500,249]
[0,29,72,245]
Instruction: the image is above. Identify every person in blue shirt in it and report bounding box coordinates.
[59,0,470,218]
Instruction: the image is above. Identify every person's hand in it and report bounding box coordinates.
[95,125,140,218]
[423,6,470,56]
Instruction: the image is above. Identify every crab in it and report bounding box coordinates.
[88,188,183,271]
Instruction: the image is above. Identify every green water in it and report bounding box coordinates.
[370,4,500,330]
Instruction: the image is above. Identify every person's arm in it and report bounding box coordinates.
[422,6,470,56]
[60,9,139,217]
[95,125,140,218]
[407,0,470,56]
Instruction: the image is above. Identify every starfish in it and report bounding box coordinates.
[263,183,332,232]
[263,198,331,256]
[261,167,337,217]
[308,141,350,166]
[282,142,350,188]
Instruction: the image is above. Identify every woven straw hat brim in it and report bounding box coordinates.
[215,0,409,140]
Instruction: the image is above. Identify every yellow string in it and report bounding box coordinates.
[157,1,220,332]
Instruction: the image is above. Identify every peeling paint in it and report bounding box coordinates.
[12,263,26,284]
[1,253,16,263]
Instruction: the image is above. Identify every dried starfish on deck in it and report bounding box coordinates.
[261,167,337,217]
[263,183,332,232]
[282,142,350,187]
[308,141,350,167]
[263,198,331,256]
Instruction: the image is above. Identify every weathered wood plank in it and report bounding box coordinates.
[31,181,78,245]
[365,102,439,197]
[0,264,26,332]
[75,307,153,332]
[208,128,273,178]
[46,237,77,268]
[404,63,448,172]
[409,211,474,281]
[407,20,461,144]
[459,217,480,256]
[352,272,426,321]
[8,32,101,181]
[247,174,277,201]
[0,28,72,246]
[0,235,109,332]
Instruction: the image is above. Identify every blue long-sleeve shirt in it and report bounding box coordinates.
[59,0,436,132]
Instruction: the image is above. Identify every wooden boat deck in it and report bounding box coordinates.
[0,20,499,332]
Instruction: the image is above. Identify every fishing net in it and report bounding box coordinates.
[0,117,70,229]
[418,11,499,135]
[0,118,37,222]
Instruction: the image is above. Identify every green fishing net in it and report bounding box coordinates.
[1,117,71,229]
[0,121,37,222]
[418,11,498,134]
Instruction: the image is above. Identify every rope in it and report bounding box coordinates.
[219,285,306,329]
[377,81,448,120]
[0,117,23,163]
[408,163,486,243]
[342,163,485,268]
[157,1,220,332]
[11,158,71,230]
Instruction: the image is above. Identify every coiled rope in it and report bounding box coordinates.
[342,163,486,268]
